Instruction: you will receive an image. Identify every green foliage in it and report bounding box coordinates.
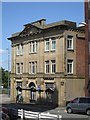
[0,67,10,88]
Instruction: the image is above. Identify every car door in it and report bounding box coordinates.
[71,98,79,112]
[78,98,87,113]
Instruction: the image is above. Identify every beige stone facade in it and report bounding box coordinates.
[8,19,85,106]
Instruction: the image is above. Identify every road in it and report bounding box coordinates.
[0,94,90,120]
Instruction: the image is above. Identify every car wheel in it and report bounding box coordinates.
[86,109,90,116]
[67,108,72,114]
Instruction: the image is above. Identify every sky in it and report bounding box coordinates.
[1,2,84,70]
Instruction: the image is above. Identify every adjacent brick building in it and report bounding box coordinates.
[8,19,85,106]
[85,0,90,96]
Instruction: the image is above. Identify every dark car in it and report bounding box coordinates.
[0,107,10,120]
[0,112,10,120]
[66,97,90,115]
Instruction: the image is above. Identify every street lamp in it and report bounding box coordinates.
[6,48,10,97]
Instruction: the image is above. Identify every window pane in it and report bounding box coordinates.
[16,63,20,73]
[29,62,31,74]
[17,45,20,55]
[79,98,86,103]
[51,60,56,73]
[35,41,37,52]
[32,62,35,73]
[52,39,56,50]
[67,60,73,74]
[21,63,23,73]
[87,98,90,103]
[33,42,35,52]
[67,35,73,50]
[45,40,50,51]
[45,61,49,73]
[21,44,23,55]
[30,62,37,74]
[30,42,37,53]
[30,43,32,53]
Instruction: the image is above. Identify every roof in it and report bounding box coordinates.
[8,19,84,40]
[24,19,76,29]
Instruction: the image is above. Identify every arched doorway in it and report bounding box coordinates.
[29,82,36,102]
[45,88,54,102]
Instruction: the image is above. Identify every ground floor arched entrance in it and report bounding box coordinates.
[29,82,36,102]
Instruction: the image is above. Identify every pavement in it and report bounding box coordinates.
[0,94,65,120]
[0,94,90,120]
[0,94,65,112]
[0,94,11,104]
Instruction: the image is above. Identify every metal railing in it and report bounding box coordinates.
[18,109,62,120]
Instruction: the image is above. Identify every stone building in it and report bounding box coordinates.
[8,19,85,106]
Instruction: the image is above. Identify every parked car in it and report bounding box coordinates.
[0,107,10,120]
[66,97,90,115]
[0,112,10,120]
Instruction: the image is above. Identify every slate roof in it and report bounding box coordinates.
[8,19,84,40]
[24,19,76,29]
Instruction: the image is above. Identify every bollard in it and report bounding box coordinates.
[59,115,62,120]
[21,109,24,120]
[38,112,40,120]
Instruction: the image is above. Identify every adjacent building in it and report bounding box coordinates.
[85,0,90,96]
[8,19,85,106]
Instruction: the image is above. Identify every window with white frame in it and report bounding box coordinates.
[30,43,32,53]
[30,41,37,53]
[33,42,35,52]
[16,44,24,55]
[17,45,20,55]
[29,61,37,74]
[21,44,23,55]
[51,60,56,73]
[67,35,73,50]
[32,62,35,74]
[67,59,73,74]
[51,38,56,50]
[16,63,20,74]
[35,41,37,52]
[45,61,49,73]
[45,39,50,51]
[21,63,23,74]
[29,62,31,74]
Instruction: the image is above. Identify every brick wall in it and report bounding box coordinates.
[76,37,85,76]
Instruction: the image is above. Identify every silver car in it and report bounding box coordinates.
[66,97,90,115]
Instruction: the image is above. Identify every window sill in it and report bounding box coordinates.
[29,52,37,54]
[67,49,74,52]
[44,50,49,53]
[51,50,56,52]
[44,73,50,74]
[16,73,21,75]
[67,73,73,75]
[51,73,55,74]
[29,73,36,75]
[16,54,20,56]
